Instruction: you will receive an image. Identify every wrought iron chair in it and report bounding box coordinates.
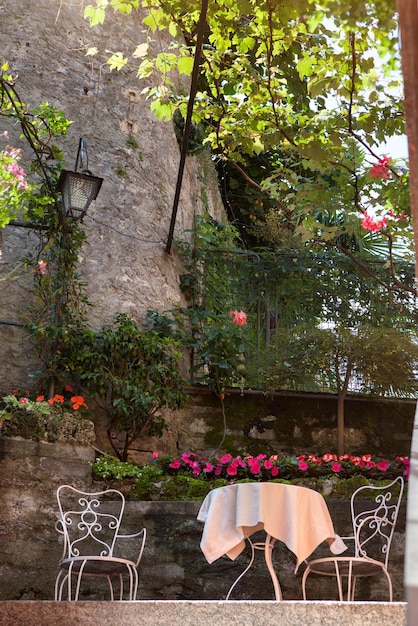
[55,485,146,601]
[302,476,404,601]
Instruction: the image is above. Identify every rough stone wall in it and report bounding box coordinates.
[0,0,226,392]
[0,438,407,602]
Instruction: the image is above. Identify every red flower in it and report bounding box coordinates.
[19,397,28,404]
[48,394,64,405]
[70,395,87,410]
[229,310,247,326]
[36,395,45,402]
[361,212,388,233]
[370,156,391,179]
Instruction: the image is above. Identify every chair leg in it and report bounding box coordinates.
[346,561,354,602]
[74,561,87,601]
[105,574,114,601]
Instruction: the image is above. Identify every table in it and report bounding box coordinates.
[197,482,347,600]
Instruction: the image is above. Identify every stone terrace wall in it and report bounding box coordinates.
[0,438,406,602]
[0,0,226,392]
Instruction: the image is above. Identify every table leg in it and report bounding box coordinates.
[264,534,282,601]
[225,534,282,601]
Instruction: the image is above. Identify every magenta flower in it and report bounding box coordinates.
[152,451,159,459]
[331,461,341,473]
[169,458,181,469]
[249,461,261,474]
[298,460,308,471]
[271,466,279,477]
[377,460,389,472]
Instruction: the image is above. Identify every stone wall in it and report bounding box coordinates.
[0,0,226,392]
[103,388,415,464]
[0,437,406,602]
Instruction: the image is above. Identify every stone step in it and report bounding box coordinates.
[0,600,407,626]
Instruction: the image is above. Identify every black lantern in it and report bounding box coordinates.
[57,138,103,220]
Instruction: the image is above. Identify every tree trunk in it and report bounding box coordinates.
[397,1,418,622]
[336,390,346,457]
[336,360,352,456]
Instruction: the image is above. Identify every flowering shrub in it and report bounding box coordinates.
[151,451,409,482]
[0,130,34,228]
[0,386,90,437]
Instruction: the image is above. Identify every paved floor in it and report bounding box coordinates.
[0,600,407,626]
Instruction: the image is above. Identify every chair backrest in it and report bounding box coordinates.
[350,476,404,568]
[56,485,126,559]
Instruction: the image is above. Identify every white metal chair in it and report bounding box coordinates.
[55,485,146,601]
[302,476,404,601]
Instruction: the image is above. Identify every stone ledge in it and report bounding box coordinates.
[0,600,407,626]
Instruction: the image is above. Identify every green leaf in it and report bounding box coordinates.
[106,52,128,71]
[177,55,194,75]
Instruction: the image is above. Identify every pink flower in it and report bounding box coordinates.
[331,462,341,473]
[249,460,261,474]
[271,466,279,477]
[226,463,238,476]
[219,453,232,464]
[169,458,181,469]
[214,464,223,476]
[361,213,388,233]
[229,310,247,326]
[264,460,273,470]
[19,397,29,404]
[203,462,214,473]
[377,460,389,472]
[298,460,308,471]
[322,453,336,462]
[192,461,202,476]
[38,260,47,275]
[370,156,391,179]
[152,451,159,459]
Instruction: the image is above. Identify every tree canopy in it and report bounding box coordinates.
[84,0,411,275]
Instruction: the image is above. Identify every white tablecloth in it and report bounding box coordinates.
[197,482,347,571]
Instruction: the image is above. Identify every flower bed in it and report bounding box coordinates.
[0,388,94,445]
[92,451,409,501]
